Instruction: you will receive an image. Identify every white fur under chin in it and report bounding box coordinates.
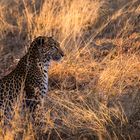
[40,61,49,97]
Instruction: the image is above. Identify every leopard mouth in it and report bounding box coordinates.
[52,54,63,61]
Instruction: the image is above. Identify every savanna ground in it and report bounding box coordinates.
[0,0,140,139]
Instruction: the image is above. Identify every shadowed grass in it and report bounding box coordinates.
[0,0,140,139]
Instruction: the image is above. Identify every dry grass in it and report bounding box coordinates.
[0,0,140,139]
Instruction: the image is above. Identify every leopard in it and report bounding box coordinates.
[0,36,64,117]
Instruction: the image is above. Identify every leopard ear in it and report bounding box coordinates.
[35,36,45,46]
[31,36,46,48]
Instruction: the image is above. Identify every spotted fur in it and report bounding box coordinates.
[0,36,64,114]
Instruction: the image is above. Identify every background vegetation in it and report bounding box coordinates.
[0,0,140,139]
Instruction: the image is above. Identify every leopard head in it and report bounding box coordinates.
[30,36,64,63]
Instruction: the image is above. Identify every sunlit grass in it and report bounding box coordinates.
[0,0,139,139]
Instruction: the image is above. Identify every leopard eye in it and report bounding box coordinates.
[52,46,57,50]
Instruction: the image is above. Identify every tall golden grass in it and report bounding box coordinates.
[0,0,139,139]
